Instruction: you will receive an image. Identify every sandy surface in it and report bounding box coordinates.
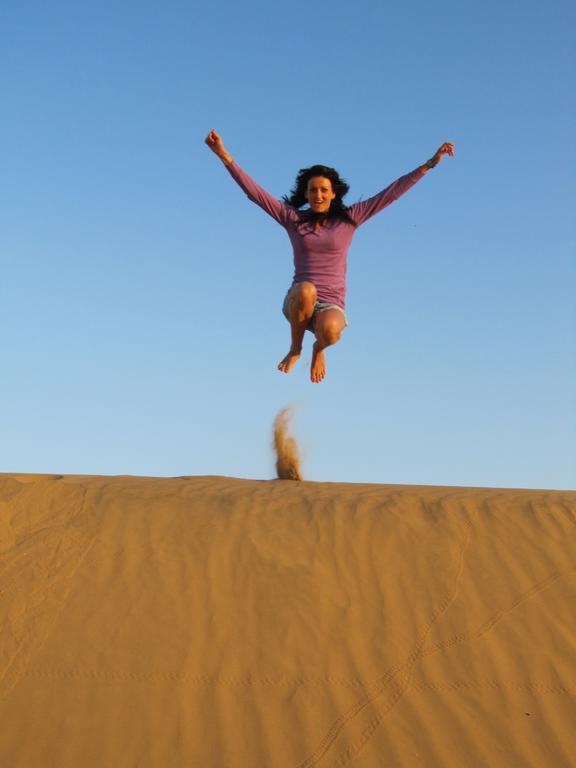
[1,473,575,767]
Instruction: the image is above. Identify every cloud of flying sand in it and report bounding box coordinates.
[273,406,302,481]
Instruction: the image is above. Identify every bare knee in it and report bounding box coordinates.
[292,282,317,308]
[288,283,317,321]
[316,318,342,346]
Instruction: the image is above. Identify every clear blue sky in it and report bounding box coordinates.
[1,0,574,489]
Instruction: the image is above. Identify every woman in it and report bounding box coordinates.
[205,129,454,383]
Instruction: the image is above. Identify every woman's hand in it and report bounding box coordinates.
[427,141,455,169]
[205,129,232,165]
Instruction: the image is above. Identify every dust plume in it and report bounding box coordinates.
[273,405,302,481]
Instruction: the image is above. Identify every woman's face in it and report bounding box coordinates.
[305,176,336,213]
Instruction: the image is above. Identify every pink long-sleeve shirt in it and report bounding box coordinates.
[226,160,426,309]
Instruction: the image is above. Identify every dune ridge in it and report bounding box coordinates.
[0,473,575,767]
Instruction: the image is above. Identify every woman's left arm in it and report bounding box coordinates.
[420,141,455,173]
[349,141,455,225]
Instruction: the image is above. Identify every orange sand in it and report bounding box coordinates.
[273,405,302,481]
[1,473,575,767]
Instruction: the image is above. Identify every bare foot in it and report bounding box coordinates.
[278,348,301,374]
[310,343,326,383]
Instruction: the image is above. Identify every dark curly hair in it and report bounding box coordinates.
[282,164,357,227]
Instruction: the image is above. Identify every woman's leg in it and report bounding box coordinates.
[311,309,346,383]
[278,282,317,374]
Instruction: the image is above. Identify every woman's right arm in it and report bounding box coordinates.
[205,129,234,166]
[204,129,294,226]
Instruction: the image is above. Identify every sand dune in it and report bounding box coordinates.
[1,473,575,767]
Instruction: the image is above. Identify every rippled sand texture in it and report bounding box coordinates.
[0,474,575,767]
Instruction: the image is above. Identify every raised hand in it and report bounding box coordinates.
[205,129,223,154]
[205,129,233,165]
[427,141,455,168]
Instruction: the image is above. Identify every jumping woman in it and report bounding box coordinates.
[205,130,454,383]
